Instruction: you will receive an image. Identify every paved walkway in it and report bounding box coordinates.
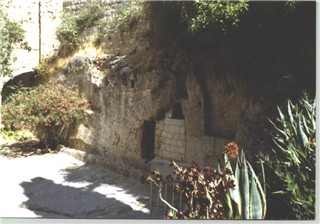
[0,152,151,219]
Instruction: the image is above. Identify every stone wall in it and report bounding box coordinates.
[57,11,269,173]
[63,0,127,13]
[155,118,186,162]
[2,0,62,75]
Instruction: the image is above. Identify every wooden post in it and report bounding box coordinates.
[38,1,41,63]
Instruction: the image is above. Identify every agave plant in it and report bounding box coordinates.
[258,92,315,219]
[219,143,267,219]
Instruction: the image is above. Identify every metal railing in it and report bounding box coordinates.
[149,158,189,218]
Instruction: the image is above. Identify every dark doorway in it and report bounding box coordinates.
[172,103,184,119]
[141,120,155,161]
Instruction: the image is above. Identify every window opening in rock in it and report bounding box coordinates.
[172,103,184,119]
[141,120,156,161]
[130,79,135,88]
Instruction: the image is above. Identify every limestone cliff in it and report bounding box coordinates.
[3,1,314,175]
[58,18,269,173]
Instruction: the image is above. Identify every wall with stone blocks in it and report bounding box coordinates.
[63,0,128,15]
[155,118,186,162]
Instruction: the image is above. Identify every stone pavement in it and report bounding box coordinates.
[0,152,151,219]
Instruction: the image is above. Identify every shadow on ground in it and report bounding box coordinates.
[19,161,152,219]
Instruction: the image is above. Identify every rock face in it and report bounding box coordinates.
[59,18,269,172]
[2,0,270,172]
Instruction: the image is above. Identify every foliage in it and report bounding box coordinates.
[56,1,106,54]
[141,161,235,219]
[1,129,31,142]
[0,6,29,77]
[179,0,249,33]
[109,1,143,34]
[143,1,315,103]
[219,143,266,219]
[142,142,266,219]
[7,80,30,95]
[33,56,56,78]
[56,12,80,52]
[1,81,90,148]
[258,92,315,219]
[0,5,30,141]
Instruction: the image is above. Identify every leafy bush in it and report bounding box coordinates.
[179,0,249,33]
[2,81,90,148]
[109,1,143,34]
[33,56,58,78]
[0,6,29,76]
[258,92,315,219]
[56,12,81,53]
[56,1,106,54]
[1,129,31,142]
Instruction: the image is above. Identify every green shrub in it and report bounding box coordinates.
[0,6,29,76]
[33,56,56,77]
[56,1,106,53]
[258,92,315,219]
[56,12,82,53]
[109,1,143,34]
[1,129,31,142]
[179,0,249,33]
[2,81,90,148]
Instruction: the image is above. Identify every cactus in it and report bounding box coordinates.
[220,149,267,219]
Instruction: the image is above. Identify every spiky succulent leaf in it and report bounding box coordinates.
[240,151,250,219]
[250,176,262,219]
[247,162,267,219]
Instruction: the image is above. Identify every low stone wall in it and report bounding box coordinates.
[155,118,186,162]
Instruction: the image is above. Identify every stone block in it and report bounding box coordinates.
[176,140,182,147]
[164,118,171,125]
[173,119,184,127]
[162,131,167,138]
[155,129,161,137]
[179,134,185,140]
[178,147,185,154]
[178,127,185,134]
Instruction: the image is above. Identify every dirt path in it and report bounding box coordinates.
[0,152,151,219]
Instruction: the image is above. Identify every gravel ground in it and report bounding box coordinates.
[0,151,152,219]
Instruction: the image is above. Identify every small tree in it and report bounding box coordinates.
[0,5,28,141]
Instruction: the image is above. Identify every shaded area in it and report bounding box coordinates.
[16,155,151,219]
[2,71,40,102]
[20,177,148,219]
